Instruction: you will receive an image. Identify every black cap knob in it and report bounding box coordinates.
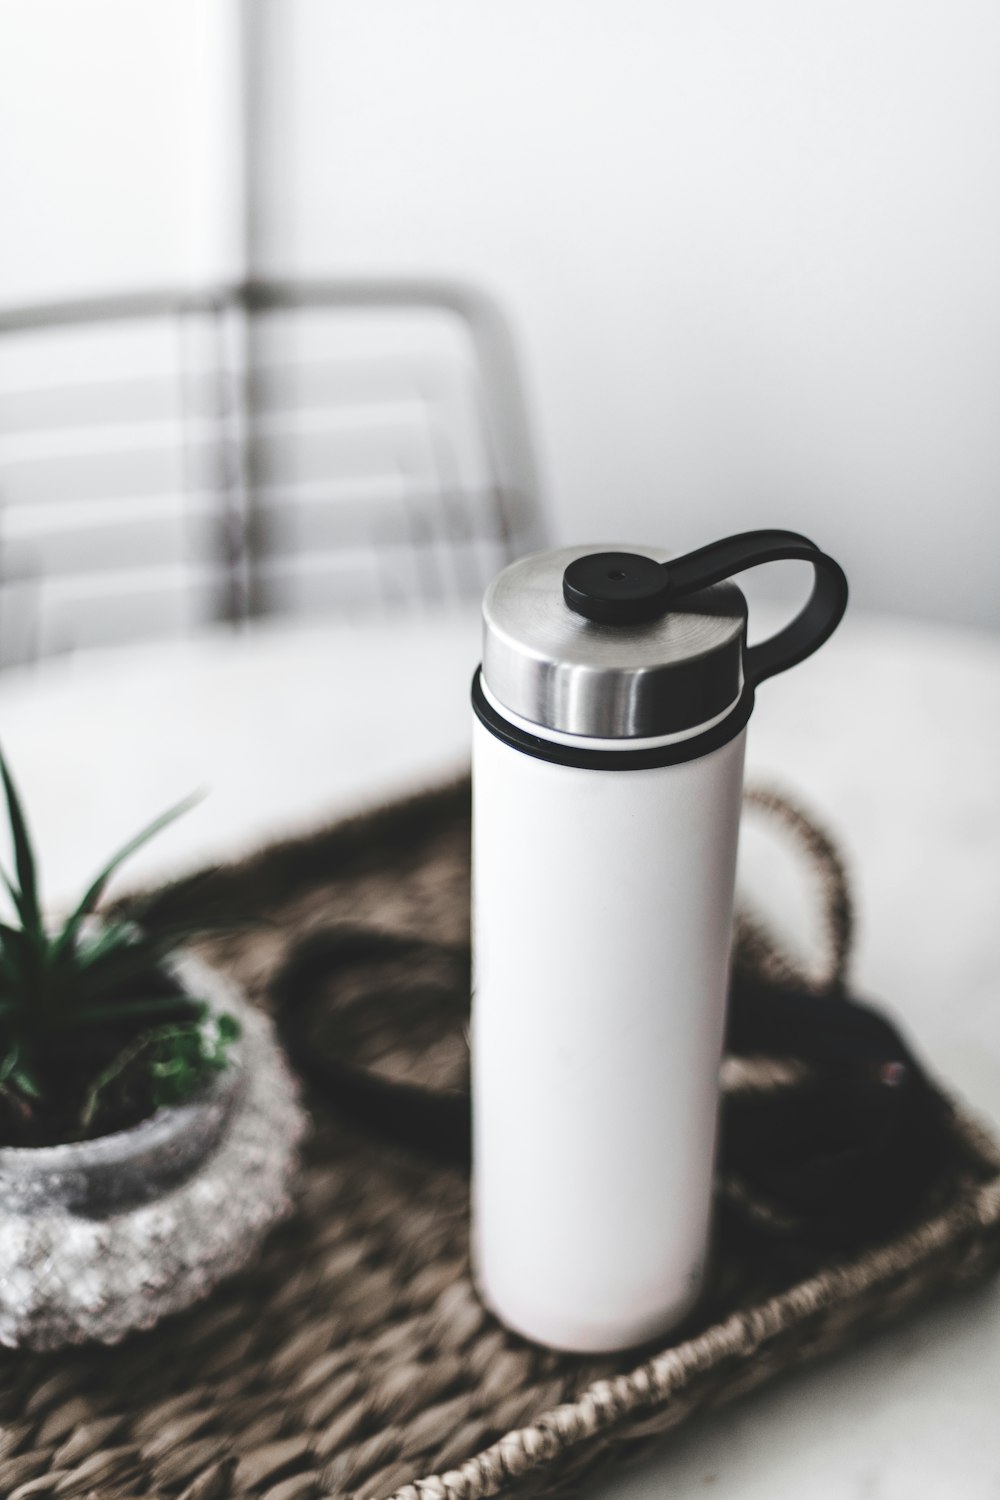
[562,551,672,624]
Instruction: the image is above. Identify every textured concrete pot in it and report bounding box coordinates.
[0,952,307,1350]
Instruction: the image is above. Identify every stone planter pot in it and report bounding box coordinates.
[0,952,307,1350]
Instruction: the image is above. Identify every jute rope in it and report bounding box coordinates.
[741,784,854,991]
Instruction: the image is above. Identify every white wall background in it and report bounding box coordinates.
[1,0,999,627]
[253,0,1000,629]
[0,0,241,302]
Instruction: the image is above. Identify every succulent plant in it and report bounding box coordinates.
[0,746,238,1146]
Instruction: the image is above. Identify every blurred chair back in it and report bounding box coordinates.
[0,280,544,668]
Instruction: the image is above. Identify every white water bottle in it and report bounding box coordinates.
[470,530,847,1352]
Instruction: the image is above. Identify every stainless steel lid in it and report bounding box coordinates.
[481,545,748,740]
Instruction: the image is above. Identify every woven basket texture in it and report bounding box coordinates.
[1,776,998,1500]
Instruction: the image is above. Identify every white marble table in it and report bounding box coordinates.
[2,602,999,1498]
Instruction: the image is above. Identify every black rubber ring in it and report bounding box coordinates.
[472,669,756,771]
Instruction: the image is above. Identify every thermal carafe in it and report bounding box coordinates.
[471,530,848,1351]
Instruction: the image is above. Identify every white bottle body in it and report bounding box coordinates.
[471,712,747,1352]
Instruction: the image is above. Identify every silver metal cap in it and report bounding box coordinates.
[481,545,748,740]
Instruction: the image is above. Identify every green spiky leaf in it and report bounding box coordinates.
[0,1044,42,1099]
[0,750,41,938]
[0,743,237,1147]
[52,792,203,961]
[74,995,205,1027]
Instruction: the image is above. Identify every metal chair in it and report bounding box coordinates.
[0,280,544,667]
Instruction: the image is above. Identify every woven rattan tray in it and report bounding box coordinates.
[2,777,998,1500]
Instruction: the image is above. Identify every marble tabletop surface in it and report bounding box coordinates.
[2,600,998,1498]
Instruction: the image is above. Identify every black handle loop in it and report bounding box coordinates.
[665,530,848,688]
[562,529,848,688]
